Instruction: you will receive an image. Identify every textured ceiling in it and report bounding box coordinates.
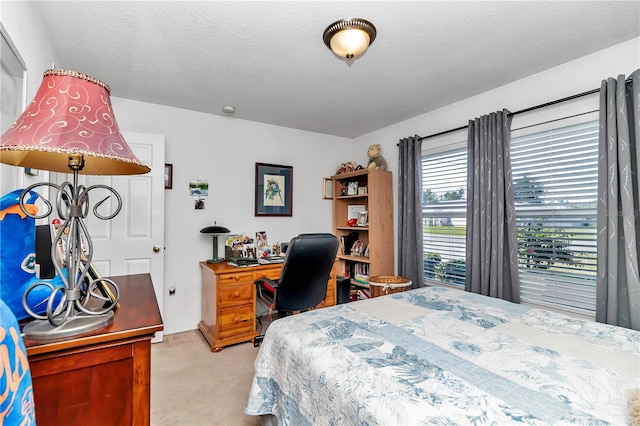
[29,1,640,138]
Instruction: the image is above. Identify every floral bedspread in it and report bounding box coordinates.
[245,286,639,425]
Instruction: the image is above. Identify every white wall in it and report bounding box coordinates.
[0,1,58,194]
[111,98,351,333]
[353,37,640,273]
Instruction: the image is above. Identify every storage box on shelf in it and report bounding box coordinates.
[330,169,393,291]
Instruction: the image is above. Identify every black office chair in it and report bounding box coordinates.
[254,233,339,346]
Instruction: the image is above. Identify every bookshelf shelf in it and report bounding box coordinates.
[337,254,371,263]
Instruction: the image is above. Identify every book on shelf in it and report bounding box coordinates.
[340,232,359,255]
[353,273,369,285]
[353,262,369,276]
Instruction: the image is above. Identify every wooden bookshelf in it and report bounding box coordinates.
[330,169,393,287]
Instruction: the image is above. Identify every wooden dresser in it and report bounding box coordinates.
[198,261,336,352]
[23,273,163,426]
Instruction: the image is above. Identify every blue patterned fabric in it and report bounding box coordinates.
[0,189,65,320]
[0,299,36,425]
[246,286,640,425]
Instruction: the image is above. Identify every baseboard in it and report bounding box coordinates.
[162,324,198,335]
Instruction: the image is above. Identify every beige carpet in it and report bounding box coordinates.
[151,330,263,426]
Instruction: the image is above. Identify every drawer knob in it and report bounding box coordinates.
[234,291,239,297]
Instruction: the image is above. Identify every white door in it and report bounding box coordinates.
[69,131,165,341]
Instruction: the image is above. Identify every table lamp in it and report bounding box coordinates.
[0,69,150,339]
[200,224,230,263]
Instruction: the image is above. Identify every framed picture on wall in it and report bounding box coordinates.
[255,162,293,216]
[322,178,333,200]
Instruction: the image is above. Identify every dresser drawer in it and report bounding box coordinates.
[219,271,253,285]
[219,282,253,306]
[218,305,253,338]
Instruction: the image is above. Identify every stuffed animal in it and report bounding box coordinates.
[335,161,363,175]
[367,144,387,170]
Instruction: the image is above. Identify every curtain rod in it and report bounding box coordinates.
[416,77,632,142]
[417,88,600,142]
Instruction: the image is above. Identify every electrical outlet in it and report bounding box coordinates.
[168,285,176,296]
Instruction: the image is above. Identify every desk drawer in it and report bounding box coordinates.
[218,305,253,338]
[254,268,281,281]
[219,271,253,284]
[219,282,253,306]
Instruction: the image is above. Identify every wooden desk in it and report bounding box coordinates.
[23,273,163,426]
[198,261,336,352]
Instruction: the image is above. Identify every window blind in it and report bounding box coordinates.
[511,120,598,315]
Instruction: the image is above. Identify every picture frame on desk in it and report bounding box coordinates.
[255,162,293,216]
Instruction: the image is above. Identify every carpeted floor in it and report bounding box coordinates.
[151,330,263,426]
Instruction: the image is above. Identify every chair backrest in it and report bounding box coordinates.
[275,233,339,312]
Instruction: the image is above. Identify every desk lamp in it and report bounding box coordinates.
[0,69,150,339]
[200,224,230,263]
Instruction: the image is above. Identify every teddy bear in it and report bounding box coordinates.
[367,144,387,170]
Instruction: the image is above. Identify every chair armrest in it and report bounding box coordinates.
[255,278,279,306]
[255,278,278,293]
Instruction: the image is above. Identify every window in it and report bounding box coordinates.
[421,120,598,316]
[511,120,598,315]
[422,147,467,286]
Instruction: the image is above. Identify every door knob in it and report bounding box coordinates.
[153,245,161,253]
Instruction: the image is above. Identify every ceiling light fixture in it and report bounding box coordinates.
[323,18,376,61]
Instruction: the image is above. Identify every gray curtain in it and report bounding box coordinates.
[465,109,520,302]
[596,69,640,331]
[398,135,425,288]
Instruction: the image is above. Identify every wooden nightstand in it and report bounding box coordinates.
[23,273,163,426]
[198,261,336,352]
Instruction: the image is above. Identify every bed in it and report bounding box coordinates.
[245,286,639,425]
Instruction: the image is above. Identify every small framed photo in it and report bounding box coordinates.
[357,211,368,227]
[255,162,293,216]
[164,164,173,189]
[322,178,333,200]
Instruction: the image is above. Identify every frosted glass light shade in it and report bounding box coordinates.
[323,18,377,60]
[330,29,371,59]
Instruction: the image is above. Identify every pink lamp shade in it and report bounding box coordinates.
[0,69,149,175]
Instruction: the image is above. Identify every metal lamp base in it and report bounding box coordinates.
[207,235,224,263]
[22,311,114,340]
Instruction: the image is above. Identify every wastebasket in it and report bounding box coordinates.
[368,276,412,298]
[337,276,351,304]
